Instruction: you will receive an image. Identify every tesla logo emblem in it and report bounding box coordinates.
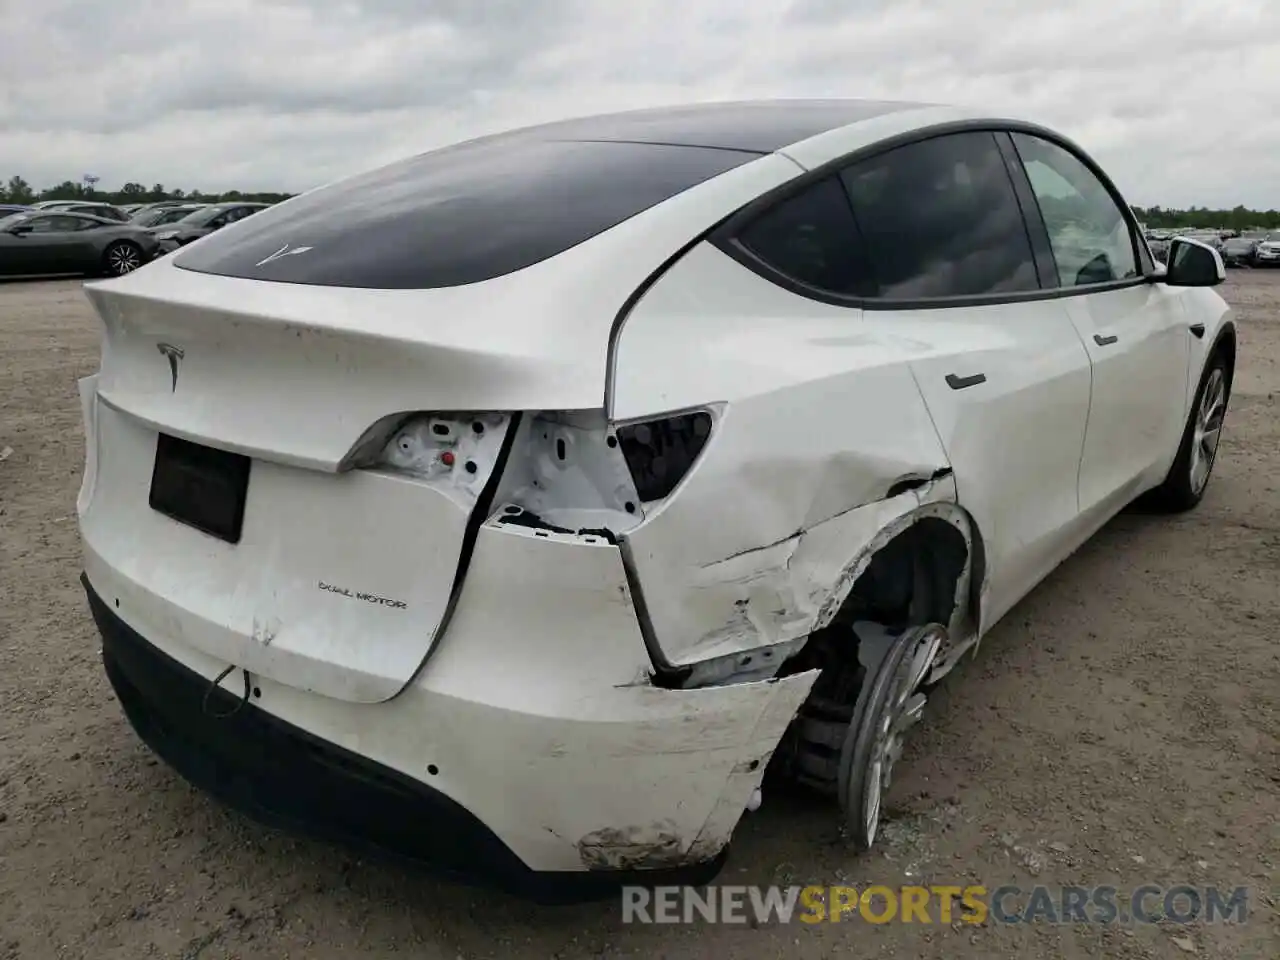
[255,243,313,267]
[156,342,184,392]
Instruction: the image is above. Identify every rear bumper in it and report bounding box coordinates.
[87,575,727,902]
[84,566,817,901]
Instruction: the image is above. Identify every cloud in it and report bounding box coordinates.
[2,0,1278,207]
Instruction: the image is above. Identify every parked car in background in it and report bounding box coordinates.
[0,211,160,278]
[1255,237,1280,266]
[1185,231,1224,250]
[26,200,129,222]
[130,204,207,228]
[151,202,270,253]
[50,202,129,222]
[128,200,203,220]
[1220,235,1259,267]
[76,99,1234,898]
[0,204,34,217]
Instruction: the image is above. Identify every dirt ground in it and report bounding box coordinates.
[0,272,1276,960]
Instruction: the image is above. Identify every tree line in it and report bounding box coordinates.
[1131,206,1280,231]
[5,175,1279,231]
[3,175,294,207]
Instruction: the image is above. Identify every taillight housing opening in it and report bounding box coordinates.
[340,407,715,540]
[615,411,713,503]
[341,411,514,509]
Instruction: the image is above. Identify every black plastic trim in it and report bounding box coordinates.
[711,118,1159,311]
[945,373,987,390]
[994,131,1059,290]
[84,574,726,903]
[1093,334,1119,346]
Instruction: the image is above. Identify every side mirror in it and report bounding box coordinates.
[8,223,33,235]
[1162,237,1225,287]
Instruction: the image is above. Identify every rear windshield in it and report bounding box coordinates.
[174,138,757,289]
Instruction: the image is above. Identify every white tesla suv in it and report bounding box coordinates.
[76,100,1234,901]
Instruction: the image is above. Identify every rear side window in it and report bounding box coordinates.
[840,132,1040,299]
[175,139,757,289]
[736,176,875,296]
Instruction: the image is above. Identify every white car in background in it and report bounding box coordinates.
[76,99,1234,901]
[1254,237,1280,266]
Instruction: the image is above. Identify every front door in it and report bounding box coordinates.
[1008,132,1192,515]
[20,215,87,273]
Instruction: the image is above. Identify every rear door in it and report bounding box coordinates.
[65,216,108,271]
[1006,132,1191,515]
[836,131,1093,630]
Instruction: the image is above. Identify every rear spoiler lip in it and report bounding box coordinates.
[93,389,346,472]
[83,263,611,472]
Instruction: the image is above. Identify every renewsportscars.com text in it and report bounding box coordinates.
[621,884,1250,926]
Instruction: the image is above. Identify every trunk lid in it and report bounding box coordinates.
[78,259,623,704]
[83,259,618,470]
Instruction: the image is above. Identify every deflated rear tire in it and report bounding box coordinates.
[103,241,143,277]
[838,623,944,851]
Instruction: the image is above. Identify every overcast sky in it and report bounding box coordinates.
[3,0,1278,208]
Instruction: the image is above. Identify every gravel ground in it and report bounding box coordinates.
[0,273,1276,960]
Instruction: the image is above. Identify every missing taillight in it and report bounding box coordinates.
[615,411,712,502]
[342,412,512,509]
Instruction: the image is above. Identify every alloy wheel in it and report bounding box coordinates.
[1190,366,1226,495]
[845,624,944,848]
[108,245,141,275]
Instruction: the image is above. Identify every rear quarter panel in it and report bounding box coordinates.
[611,242,957,666]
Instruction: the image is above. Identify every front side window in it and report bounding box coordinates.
[1010,133,1139,287]
[735,175,875,297]
[839,131,1040,299]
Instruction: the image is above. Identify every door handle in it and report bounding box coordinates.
[1189,323,1206,339]
[1093,334,1119,346]
[945,372,987,390]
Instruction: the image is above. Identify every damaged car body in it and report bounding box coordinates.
[76,99,1235,901]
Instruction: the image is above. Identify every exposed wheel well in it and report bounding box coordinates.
[776,511,976,795]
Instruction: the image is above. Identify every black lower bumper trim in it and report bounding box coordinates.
[83,575,728,903]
